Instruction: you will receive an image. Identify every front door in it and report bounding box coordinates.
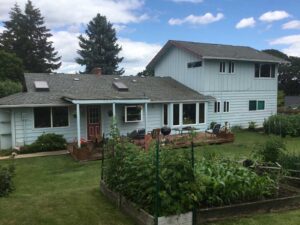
[87,106,101,141]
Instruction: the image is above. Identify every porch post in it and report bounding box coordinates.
[76,104,81,148]
[144,103,148,133]
[112,103,116,117]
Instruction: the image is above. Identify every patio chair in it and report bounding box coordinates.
[205,124,221,137]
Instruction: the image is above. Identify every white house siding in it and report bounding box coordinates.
[154,47,278,128]
[101,103,163,136]
[0,109,12,149]
[12,106,87,147]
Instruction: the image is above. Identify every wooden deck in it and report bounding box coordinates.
[133,132,235,150]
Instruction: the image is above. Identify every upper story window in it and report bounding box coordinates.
[125,105,143,122]
[219,62,226,73]
[214,101,221,113]
[228,62,235,73]
[187,61,202,68]
[255,64,276,78]
[34,107,69,128]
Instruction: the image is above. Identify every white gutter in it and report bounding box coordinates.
[0,103,73,108]
[71,99,151,104]
[203,56,287,64]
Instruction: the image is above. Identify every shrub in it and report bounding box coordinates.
[0,79,22,98]
[248,121,257,131]
[263,114,300,137]
[254,136,286,163]
[21,133,67,154]
[0,164,15,197]
[278,152,300,171]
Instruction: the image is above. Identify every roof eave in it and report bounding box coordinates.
[202,56,288,64]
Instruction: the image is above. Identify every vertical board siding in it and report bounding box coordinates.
[0,109,12,149]
[101,103,163,136]
[13,106,87,146]
[154,47,278,128]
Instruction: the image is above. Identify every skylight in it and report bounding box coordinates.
[34,81,49,91]
[113,81,128,91]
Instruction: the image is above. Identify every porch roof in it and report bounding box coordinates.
[0,73,215,107]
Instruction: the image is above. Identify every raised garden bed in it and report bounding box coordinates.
[100,180,300,225]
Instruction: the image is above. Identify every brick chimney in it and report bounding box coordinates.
[91,67,102,76]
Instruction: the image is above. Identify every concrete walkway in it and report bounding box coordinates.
[0,150,69,160]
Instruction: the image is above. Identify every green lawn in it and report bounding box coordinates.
[0,131,300,225]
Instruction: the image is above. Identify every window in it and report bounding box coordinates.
[187,61,202,68]
[214,101,220,113]
[199,103,205,123]
[219,62,226,73]
[34,107,51,128]
[229,62,235,73]
[163,104,168,126]
[173,104,180,125]
[34,107,69,128]
[224,101,230,112]
[254,63,276,78]
[125,106,143,122]
[249,100,265,111]
[183,104,196,125]
[52,107,69,127]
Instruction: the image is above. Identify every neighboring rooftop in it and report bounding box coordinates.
[285,96,300,108]
[0,73,214,107]
[147,40,288,68]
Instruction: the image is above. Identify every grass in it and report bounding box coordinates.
[0,130,300,225]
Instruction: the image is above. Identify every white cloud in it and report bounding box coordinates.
[118,38,162,75]
[269,34,300,57]
[282,20,300,30]
[0,26,5,33]
[170,0,203,3]
[259,10,290,22]
[235,17,256,29]
[168,12,224,26]
[0,0,148,29]
[50,30,161,75]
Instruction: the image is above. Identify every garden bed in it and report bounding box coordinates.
[100,181,300,225]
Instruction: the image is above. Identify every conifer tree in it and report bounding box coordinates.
[0,1,61,73]
[76,14,124,75]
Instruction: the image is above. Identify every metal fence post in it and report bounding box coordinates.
[191,141,196,225]
[155,137,160,225]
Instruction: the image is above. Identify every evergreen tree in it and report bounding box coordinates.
[76,14,124,75]
[0,50,24,82]
[0,1,61,73]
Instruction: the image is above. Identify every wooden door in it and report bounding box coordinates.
[87,106,101,141]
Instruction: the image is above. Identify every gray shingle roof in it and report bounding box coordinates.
[0,73,214,107]
[147,40,288,68]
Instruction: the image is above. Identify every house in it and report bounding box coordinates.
[0,71,214,149]
[147,40,286,129]
[0,40,286,150]
[285,96,300,109]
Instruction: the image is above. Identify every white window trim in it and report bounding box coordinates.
[171,102,206,127]
[254,64,276,79]
[214,101,221,113]
[124,105,143,123]
[223,101,230,113]
[228,61,235,74]
[33,106,70,129]
[249,100,265,111]
[219,61,226,74]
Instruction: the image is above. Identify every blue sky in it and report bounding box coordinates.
[0,0,300,74]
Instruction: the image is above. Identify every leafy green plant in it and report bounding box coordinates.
[0,164,15,197]
[254,136,286,163]
[209,121,217,129]
[263,114,300,137]
[0,79,22,98]
[248,121,257,131]
[21,133,67,153]
[278,152,300,171]
[195,158,277,206]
